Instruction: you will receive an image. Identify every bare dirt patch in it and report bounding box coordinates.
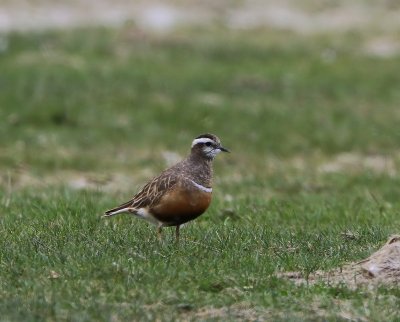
[1,0,400,37]
[2,151,398,194]
[279,235,400,288]
[180,299,370,321]
[178,302,285,321]
[0,169,140,194]
[318,153,397,176]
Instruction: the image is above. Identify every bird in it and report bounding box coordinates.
[104,133,229,242]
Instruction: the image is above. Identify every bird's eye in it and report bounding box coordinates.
[205,142,212,147]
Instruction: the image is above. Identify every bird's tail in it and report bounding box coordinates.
[104,200,134,217]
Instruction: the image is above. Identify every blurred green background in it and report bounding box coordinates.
[1,1,400,320]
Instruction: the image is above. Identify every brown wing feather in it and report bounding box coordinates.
[130,174,177,208]
[105,171,178,215]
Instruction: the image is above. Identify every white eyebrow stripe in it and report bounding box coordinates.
[191,138,214,147]
[189,179,212,193]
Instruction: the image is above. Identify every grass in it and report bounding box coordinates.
[1,26,400,320]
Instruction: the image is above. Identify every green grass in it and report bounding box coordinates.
[1,26,400,320]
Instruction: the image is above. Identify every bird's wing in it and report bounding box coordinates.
[104,171,179,216]
[129,172,179,209]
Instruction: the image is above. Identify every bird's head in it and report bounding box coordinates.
[191,133,230,160]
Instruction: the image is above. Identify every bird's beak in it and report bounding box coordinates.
[219,146,230,153]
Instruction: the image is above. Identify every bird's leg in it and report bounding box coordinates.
[175,225,180,243]
[157,226,162,241]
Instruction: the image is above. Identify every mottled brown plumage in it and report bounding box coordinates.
[104,133,229,241]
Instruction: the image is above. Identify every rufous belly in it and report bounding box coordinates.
[151,187,212,226]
